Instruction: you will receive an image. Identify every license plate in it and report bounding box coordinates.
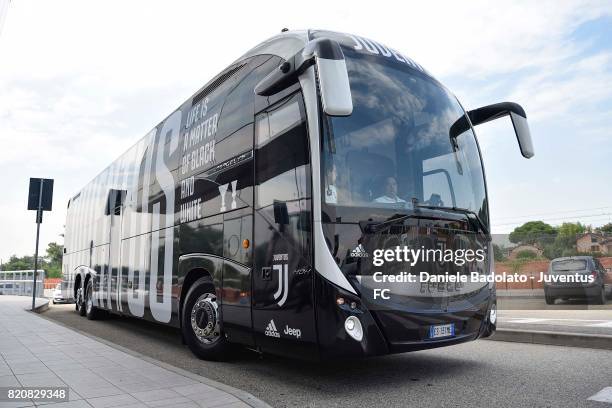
[428,323,455,339]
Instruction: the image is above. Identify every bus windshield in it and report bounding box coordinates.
[321,51,488,227]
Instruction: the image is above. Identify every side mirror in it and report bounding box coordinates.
[302,39,353,116]
[508,110,534,159]
[255,38,353,117]
[450,101,534,158]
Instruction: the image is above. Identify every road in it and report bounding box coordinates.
[497,294,612,310]
[41,304,612,408]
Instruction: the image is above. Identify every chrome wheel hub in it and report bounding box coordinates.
[190,293,220,344]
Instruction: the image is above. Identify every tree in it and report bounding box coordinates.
[44,242,63,278]
[46,242,63,265]
[509,221,557,246]
[556,222,586,237]
[540,222,585,260]
[1,255,36,271]
[596,223,612,235]
[493,244,506,262]
[515,250,538,260]
[0,242,64,278]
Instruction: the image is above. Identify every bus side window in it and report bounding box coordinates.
[105,189,127,216]
[254,92,311,268]
[255,93,310,209]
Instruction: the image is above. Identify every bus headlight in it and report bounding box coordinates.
[489,303,497,325]
[344,316,363,342]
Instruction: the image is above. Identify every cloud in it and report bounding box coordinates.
[0,0,611,258]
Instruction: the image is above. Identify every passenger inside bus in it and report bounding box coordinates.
[425,193,444,207]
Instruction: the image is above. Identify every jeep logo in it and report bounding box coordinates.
[283,325,301,339]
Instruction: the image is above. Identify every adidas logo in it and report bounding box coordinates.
[350,244,369,258]
[264,319,280,338]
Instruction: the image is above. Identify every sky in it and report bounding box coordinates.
[0,0,611,262]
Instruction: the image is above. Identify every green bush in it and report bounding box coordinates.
[515,250,538,259]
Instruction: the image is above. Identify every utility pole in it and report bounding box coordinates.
[32,180,43,310]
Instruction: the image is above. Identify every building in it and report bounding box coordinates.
[576,233,612,255]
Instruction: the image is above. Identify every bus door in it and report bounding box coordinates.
[252,92,317,358]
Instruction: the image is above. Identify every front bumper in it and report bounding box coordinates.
[316,275,496,359]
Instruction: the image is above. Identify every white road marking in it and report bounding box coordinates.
[506,318,612,327]
[507,318,549,323]
[588,387,612,404]
[508,318,609,322]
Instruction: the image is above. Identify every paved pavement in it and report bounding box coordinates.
[38,302,612,408]
[498,293,612,310]
[0,296,268,408]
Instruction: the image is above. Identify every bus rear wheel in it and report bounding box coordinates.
[75,283,86,316]
[181,277,230,361]
[85,279,105,320]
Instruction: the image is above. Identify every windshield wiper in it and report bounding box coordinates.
[359,213,414,234]
[415,204,489,235]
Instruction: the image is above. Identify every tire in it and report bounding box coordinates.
[181,277,230,361]
[75,281,86,316]
[84,279,105,320]
[52,300,56,305]
[544,291,555,305]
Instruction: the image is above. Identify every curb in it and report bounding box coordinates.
[35,310,272,408]
[486,328,612,350]
[28,297,50,313]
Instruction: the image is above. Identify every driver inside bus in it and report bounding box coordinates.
[374,176,406,204]
[325,163,338,204]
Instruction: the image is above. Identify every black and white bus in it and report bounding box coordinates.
[62,29,534,360]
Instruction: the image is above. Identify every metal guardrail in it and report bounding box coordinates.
[0,270,45,297]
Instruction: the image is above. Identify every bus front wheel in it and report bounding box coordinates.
[181,277,230,361]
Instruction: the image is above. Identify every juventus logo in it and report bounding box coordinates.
[273,263,288,307]
[218,180,238,212]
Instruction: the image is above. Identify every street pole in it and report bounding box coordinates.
[32,178,43,311]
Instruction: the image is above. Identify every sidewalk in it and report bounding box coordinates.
[497,289,544,297]
[498,309,612,336]
[489,308,612,350]
[0,296,268,408]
